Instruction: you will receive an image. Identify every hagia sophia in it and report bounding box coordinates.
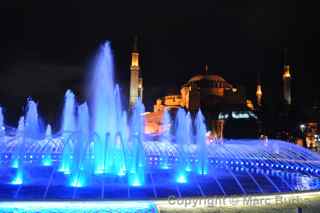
[126,38,320,146]
[145,64,261,139]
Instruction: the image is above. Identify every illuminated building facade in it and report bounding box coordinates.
[148,66,260,138]
[291,95,320,150]
[153,66,245,112]
[129,37,143,107]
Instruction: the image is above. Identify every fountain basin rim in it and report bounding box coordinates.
[0,190,319,212]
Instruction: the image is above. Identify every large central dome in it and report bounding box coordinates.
[188,74,226,83]
[188,74,233,89]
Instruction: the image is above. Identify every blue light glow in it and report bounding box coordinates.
[0,201,157,213]
[11,171,23,185]
[130,178,142,187]
[42,155,52,166]
[11,158,19,168]
[176,175,187,184]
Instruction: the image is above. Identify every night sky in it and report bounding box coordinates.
[0,1,319,127]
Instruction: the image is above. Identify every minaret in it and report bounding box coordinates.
[129,36,142,107]
[282,49,291,105]
[204,64,209,74]
[283,65,291,105]
[256,71,262,107]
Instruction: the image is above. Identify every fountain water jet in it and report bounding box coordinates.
[45,124,52,139]
[0,107,4,135]
[160,108,171,169]
[89,42,118,174]
[175,108,189,183]
[25,99,42,139]
[195,110,208,175]
[69,103,91,187]
[11,116,25,184]
[0,107,5,147]
[41,124,53,166]
[128,98,146,186]
[185,112,193,172]
[59,90,77,174]
[12,98,42,183]
[61,90,77,134]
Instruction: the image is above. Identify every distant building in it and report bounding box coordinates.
[294,105,320,150]
[148,65,260,138]
[154,65,245,112]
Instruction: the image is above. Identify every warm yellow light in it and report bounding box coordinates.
[283,71,291,78]
[131,52,139,67]
[256,85,262,96]
[246,99,254,110]
[283,65,291,78]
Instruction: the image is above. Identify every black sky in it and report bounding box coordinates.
[0,1,319,126]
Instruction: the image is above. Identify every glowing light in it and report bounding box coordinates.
[42,155,52,166]
[283,69,291,78]
[300,124,306,132]
[94,166,105,175]
[0,201,157,212]
[185,166,192,172]
[70,177,85,188]
[11,159,19,168]
[176,175,187,184]
[197,168,208,175]
[58,167,71,175]
[11,172,23,185]
[117,169,126,177]
[130,178,142,187]
[218,113,229,120]
[160,164,169,170]
[232,112,250,119]
[256,85,262,96]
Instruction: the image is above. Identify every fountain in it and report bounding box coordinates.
[0,107,4,148]
[128,98,146,186]
[159,108,171,169]
[174,108,190,183]
[195,110,208,175]
[24,99,43,140]
[0,41,320,212]
[61,90,77,134]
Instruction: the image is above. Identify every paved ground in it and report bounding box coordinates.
[1,191,320,212]
[156,191,320,212]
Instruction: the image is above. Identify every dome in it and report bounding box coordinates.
[188,74,232,88]
[188,74,227,83]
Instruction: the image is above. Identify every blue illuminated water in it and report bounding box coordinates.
[195,110,208,175]
[25,99,43,140]
[61,90,77,133]
[0,41,320,201]
[0,107,4,147]
[175,108,191,183]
